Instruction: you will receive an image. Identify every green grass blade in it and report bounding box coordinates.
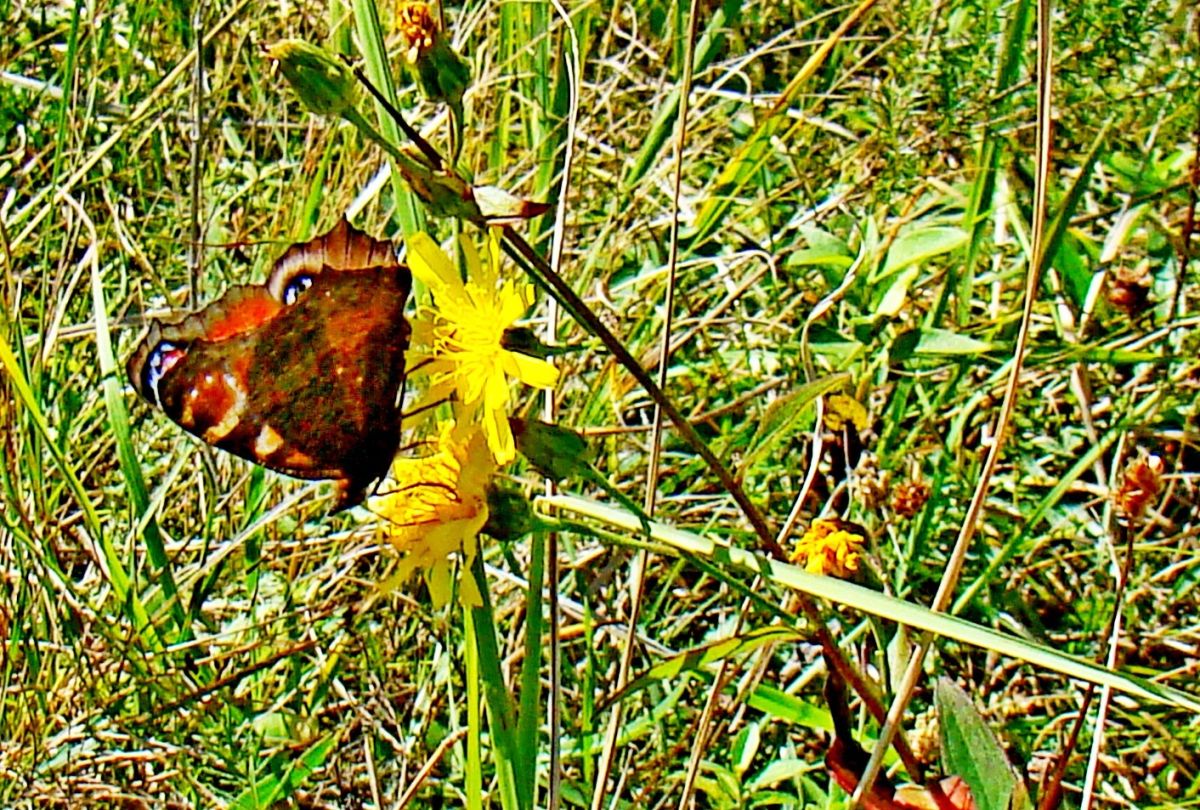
[0,333,158,648]
[491,1,518,170]
[228,735,337,810]
[543,494,1200,713]
[688,0,878,248]
[621,1,740,193]
[607,627,801,709]
[942,0,1033,325]
[351,0,426,235]
[1040,120,1112,282]
[90,243,187,636]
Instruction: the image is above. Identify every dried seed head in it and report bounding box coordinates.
[891,479,931,518]
[1107,265,1152,316]
[852,452,889,512]
[1114,453,1164,520]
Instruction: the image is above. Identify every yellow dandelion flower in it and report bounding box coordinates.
[372,423,492,607]
[405,228,558,464]
[789,518,866,578]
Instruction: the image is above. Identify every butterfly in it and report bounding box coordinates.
[127,218,412,509]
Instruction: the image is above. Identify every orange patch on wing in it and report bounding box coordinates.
[204,296,283,341]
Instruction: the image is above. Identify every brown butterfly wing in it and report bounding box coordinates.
[246,264,412,498]
[266,216,399,302]
[128,219,412,508]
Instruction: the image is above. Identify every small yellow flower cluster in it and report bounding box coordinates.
[789,519,866,578]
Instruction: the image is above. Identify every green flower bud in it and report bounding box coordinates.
[266,39,358,117]
[511,418,593,483]
[484,486,538,542]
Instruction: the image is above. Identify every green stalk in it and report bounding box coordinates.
[464,602,484,810]
[515,532,547,806]
[468,553,524,810]
[351,0,426,235]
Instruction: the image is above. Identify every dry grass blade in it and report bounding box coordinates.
[589,0,701,803]
[541,4,581,806]
[852,0,1058,802]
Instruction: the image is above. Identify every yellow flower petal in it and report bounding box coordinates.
[458,231,492,288]
[425,557,454,608]
[485,228,504,280]
[484,407,516,464]
[407,232,467,302]
[506,352,559,389]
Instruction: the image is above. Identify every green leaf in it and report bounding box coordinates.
[746,759,819,792]
[745,684,902,770]
[695,766,743,808]
[789,225,855,287]
[745,685,832,731]
[229,735,337,810]
[878,225,968,280]
[1041,121,1112,279]
[936,679,1027,810]
[892,328,995,360]
[740,374,848,476]
[873,266,919,319]
[1052,233,1093,310]
[732,721,761,777]
[796,225,853,262]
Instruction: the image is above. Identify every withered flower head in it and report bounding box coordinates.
[1114,453,1164,520]
[891,480,931,518]
[1107,265,1152,317]
[397,2,438,64]
[394,1,471,107]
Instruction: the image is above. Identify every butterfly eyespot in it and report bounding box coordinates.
[144,340,186,399]
[282,274,315,305]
